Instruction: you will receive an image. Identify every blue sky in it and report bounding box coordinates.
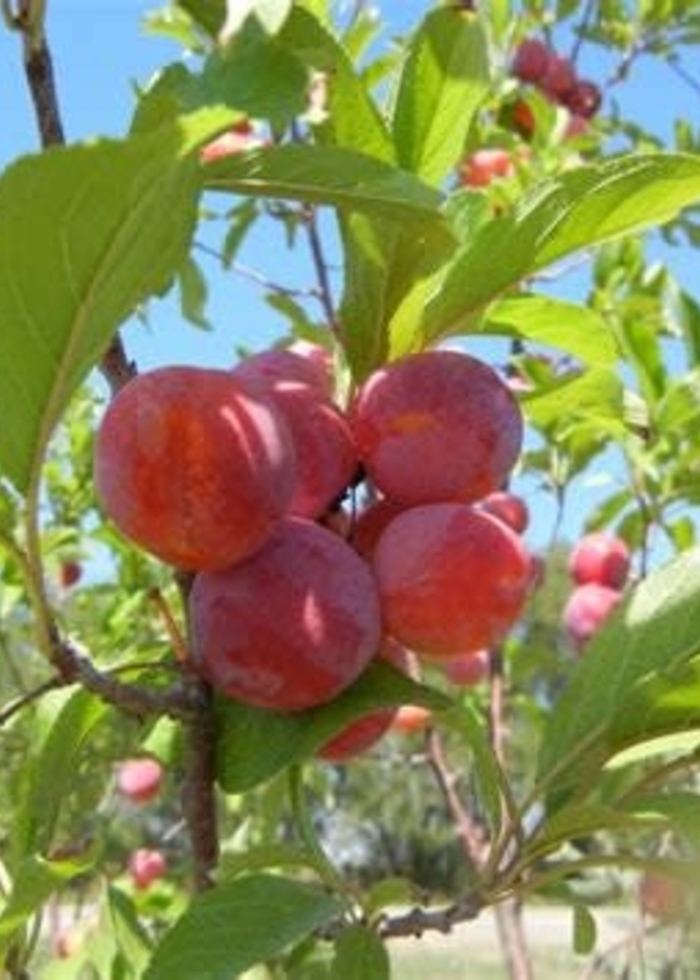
[1,1,697,556]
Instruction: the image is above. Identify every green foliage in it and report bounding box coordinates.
[144,875,343,979]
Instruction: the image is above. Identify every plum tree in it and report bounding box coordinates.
[351,350,523,507]
[94,366,296,571]
[115,758,164,804]
[460,148,515,187]
[373,504,531,659]
[511,38,551,84]
[234,343,334,400]
[568,531,631,590]
[189,518,381,710]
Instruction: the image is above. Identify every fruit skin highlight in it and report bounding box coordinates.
[373,504,531,660]
[94,366,296,572]
[116,758,164,804]
[189,518,382,711]
[352,350,523,507]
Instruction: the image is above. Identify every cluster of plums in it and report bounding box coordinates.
[511,37,602,122]
[561,531,630,651]
[94,344,534,758]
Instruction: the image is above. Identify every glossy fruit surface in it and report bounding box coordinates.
[128,848,167,890]
[116,758,164,804]
[352,350,523,507]
[190,518,382,711]
[373,504,531,659]
[568,531,631,589]
[94,366,295,571]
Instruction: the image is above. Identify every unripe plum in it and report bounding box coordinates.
[568,531,631,589]
[352,350,523,507]
[116,758,164,804]
[231,372,357,520]
[460,148,515,188]
[562,582,623,651]
[478,491,529,534]
[373,504,531,659]
[94,366,296,571]
[128,848,167,890]
[190,518,382,711]
[511,38,551,84]
[443,649,491,686]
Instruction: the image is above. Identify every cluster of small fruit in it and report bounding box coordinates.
[511,37,602,125]
[561,531,630,651]
[115,758,168,890]
[94,345,535,758]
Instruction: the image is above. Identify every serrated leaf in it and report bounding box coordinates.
[538,547,700,810]
[15,688,110,863]
[330,926,389,979]
[392,9,490,188]
[203,143,444,223]
[573,905,597,956]
[216,660,453,793]
[0,851,96,957]
[402,154,700,350]
[145,875,342,980]
[0,127,200,494]
[481,295,618,366]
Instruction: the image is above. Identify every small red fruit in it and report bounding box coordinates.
[540,55,577,101]
[190,518,382,711]
[562,582,623,651]
[59,560,82,589]
[94,366,296,571]
[391,705,432,734]
[128,848,167,890]
[639,871,688,922]
[373,504,531,659]
[568,532,631,590]
[350,498,405,558]
[352,350,523,508]
[200,120,264,163]
[116,758,164,804]
[478,491,529,534]
[562,79,602,119]
[511,38,551,84]
[235,345,333,400]
[443,649,490,686]
[460,148,515,188]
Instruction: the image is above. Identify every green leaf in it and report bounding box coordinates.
[145,875,343,980]
[330,926,389,979]
[177,254,211,329]
[278,7,393,162]
[522,368,625,434]
[216,660,453,793]
[408,154,700,348]
[176,0,225,37]
[573,905,597,956]
[219,843,328,881]
[392,9,490,187]
[106,886,155,974]
[481,295,618,366]
[0,126,200,494]
[15,688,110,863]
[538,547,700,810]
[219,0,293,42]
[621,792,700,850]
[203,144,444,223]
[441,701,504,834]
[0,851,96,958]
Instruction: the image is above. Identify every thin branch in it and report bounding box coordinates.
[0,677,62,726]
[194,240,320,302]
[302,205,340,337]
[181,674,219,891]
[376,892,483,938]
